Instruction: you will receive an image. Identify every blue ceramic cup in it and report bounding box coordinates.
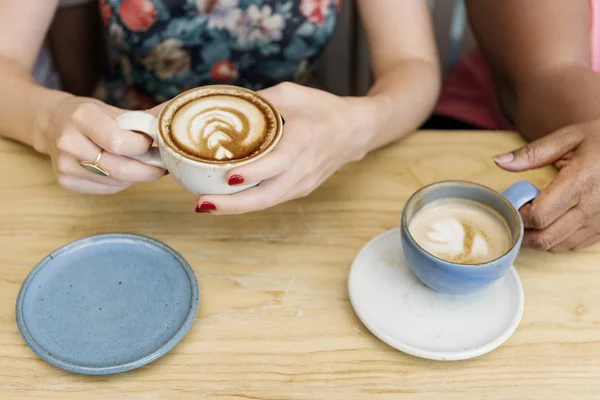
[400,181,540,295]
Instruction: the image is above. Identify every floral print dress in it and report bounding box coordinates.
[97,0,342,109]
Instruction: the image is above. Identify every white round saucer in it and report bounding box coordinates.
[348,228,524,361]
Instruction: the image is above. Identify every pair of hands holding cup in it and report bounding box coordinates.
[47,81,600,251]
[48,82,369,214]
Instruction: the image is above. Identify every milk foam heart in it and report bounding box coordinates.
[408,198,511,264]
[422,218,490,260]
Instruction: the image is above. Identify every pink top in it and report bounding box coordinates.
[435,0,600,130]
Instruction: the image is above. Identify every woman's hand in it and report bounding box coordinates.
[42,96,166,194]
[194,82,378,214]
[494,120,600,251]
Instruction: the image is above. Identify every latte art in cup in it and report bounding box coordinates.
[408,198,512,264]
[159,86,281,163]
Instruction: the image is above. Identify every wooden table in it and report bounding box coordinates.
[0,131,599,400]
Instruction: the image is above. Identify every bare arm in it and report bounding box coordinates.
[0,0,72,151]
[357,0,440,150]
[466,0,597,139]
[0,0,164,194]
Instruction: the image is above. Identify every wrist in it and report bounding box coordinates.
[31,89,76,154]
[344,94,392,154]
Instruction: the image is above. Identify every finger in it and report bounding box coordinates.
[522,206,587,251]
[195,180,285,215]
[54,154,133,186]
[71,103,153,156]
[549,227,595,253]
[226,122,306,186]
[195,170,304,215]
[57,175,131,195]
[519,170,580,229]
[573,234,600,250]
[257,82,298,111]
[493,124,585,172]
[145,101,168,117]
[58,131,165,182]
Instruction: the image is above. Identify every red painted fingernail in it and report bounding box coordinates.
[195,202,216,213]
[228,175,244,185]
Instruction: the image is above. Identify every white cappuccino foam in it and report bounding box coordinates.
[170,95,268,161]
[408,198,511,264]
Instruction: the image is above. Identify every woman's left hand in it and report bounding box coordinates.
[194,82,376,214]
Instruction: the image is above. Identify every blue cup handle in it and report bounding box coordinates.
[502,181,541,210]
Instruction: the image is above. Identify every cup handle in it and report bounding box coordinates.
[116,111,166,169]
[502,180,541,210]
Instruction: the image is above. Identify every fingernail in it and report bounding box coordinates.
[228,175,244,186]
[195,201,216,213]
[493,152,515,164]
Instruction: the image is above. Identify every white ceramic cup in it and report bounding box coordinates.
[116,87,283,195]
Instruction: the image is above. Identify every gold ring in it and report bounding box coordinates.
[80,149,111,177]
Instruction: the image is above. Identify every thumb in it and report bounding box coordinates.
[145,101,169,117]
[257,81,305,112]
[493,124,585,172]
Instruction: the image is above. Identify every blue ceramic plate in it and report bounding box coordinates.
[15,233,199,375]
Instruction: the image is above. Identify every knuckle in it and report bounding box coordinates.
[71,103,96,126]
[56,155,71,174]
[274,188,290,206]
[56,133,73,153]
[527,204,550,229]
[548,245,565,254]
[276,81,295,95]
[56,175,72,190]
[530,233,556,251]
[272,145,298,173]
[522,144,539,165]
[579,171,596,193]
[300,176,320,198]
[106,132,125,154]
[350,150,367,162]
[299,185,314,198]
[573,205,591,225]
[108,162,125,180]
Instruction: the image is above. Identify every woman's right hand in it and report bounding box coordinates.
[44,97,166,194]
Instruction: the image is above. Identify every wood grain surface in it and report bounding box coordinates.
[0,131,598,400]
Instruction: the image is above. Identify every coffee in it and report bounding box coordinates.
[158,86,281,163]
[408,198,511,264]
